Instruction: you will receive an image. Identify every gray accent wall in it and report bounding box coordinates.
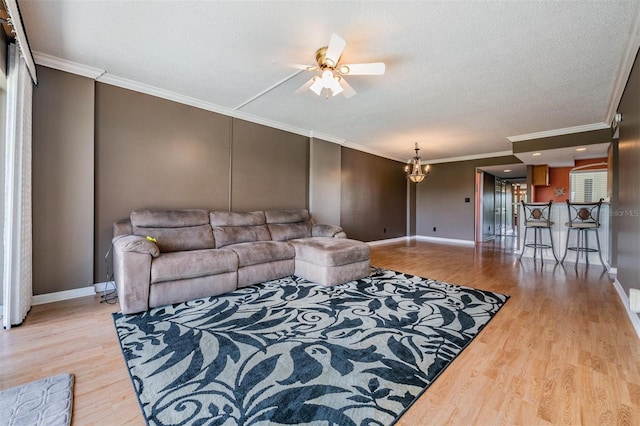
[95,83,232,283]
[309,138,341,226]
[416,156,521,241]
[230,119,308,212]
[32,66,95,294]
[614,49,640,307]
[341,147,407,241]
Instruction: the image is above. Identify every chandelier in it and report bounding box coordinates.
[405,143,430,183]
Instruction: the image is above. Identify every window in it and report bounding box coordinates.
[569,169,607,202]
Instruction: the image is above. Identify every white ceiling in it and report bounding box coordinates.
[17,1,640,163]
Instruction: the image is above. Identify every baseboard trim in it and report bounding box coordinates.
[613,278,640,340]
[94,281,116,293]
[414,235,476,246]
[32,286,96,306]
[367,236,410,246]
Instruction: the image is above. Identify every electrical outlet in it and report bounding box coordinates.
[630,288,640,313]
[433,227,436,232]
[383,228,387,233]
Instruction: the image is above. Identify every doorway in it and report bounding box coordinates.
[475,165,527,252]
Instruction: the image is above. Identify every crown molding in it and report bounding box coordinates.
[309,131,346,145]
[32,51,105,79]
[507,122,610,143]
[341,140,405,162]
[605,2,640,126]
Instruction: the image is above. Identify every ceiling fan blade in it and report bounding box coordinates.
[294,77,317,94]
[339,62,386,75]
[325,33,346,67]
[339,77,356,98]
[273,61,318,71]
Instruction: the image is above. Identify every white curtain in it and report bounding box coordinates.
[2,44,33,329]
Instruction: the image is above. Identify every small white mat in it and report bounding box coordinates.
[0,373,74,426]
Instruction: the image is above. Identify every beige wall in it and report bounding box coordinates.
[614,50,640,304]
[32,66,95,294]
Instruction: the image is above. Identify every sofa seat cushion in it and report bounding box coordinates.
[227,241,295,267]
[150,249,238,284]
[289,237,370,267]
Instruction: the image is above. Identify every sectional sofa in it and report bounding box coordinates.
[112,209,370,314]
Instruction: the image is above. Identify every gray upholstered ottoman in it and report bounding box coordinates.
[288,237,370,286]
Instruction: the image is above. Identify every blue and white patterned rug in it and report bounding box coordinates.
[113,268,508,426]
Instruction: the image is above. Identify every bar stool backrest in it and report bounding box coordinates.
[521,200,553,227]
[566,198,604,227]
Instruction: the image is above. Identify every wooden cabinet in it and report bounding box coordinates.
[532,165,549,186]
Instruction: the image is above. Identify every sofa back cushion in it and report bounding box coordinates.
[210,211,272,248]
[264,209,312,241]
[131,209,215,253]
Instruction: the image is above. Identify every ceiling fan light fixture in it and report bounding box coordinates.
[290,33,385,99]
[309,77,324,95]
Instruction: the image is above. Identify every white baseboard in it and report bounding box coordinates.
[612,278,640,340]
[32,286,96,306]
[31,282,118,306]
[94,281,116,293]
[414,235,475,246]
[367,236,410,246]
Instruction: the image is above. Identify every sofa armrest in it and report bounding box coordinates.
[113,234,160,257]
[312,224,346,238]
[113,235,157,314]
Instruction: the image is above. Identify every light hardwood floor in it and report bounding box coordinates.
[1,240,638,425]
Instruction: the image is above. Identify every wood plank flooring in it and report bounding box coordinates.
[1,240,638,425]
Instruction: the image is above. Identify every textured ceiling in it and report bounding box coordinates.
[18,1,640,163]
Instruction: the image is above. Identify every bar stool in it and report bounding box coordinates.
[561,198,605,267]
[520,200,558,263]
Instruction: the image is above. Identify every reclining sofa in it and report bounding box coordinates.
[112,209,370,314]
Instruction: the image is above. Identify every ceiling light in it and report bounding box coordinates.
[576,147,587,152]
[503,169,512,173]
[308,69,344,98]
[405,143,430,183]
[532,153,542,156]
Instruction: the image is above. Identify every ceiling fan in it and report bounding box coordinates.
[289,33,385,99]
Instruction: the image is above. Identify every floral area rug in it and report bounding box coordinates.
[113,268,508,425]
